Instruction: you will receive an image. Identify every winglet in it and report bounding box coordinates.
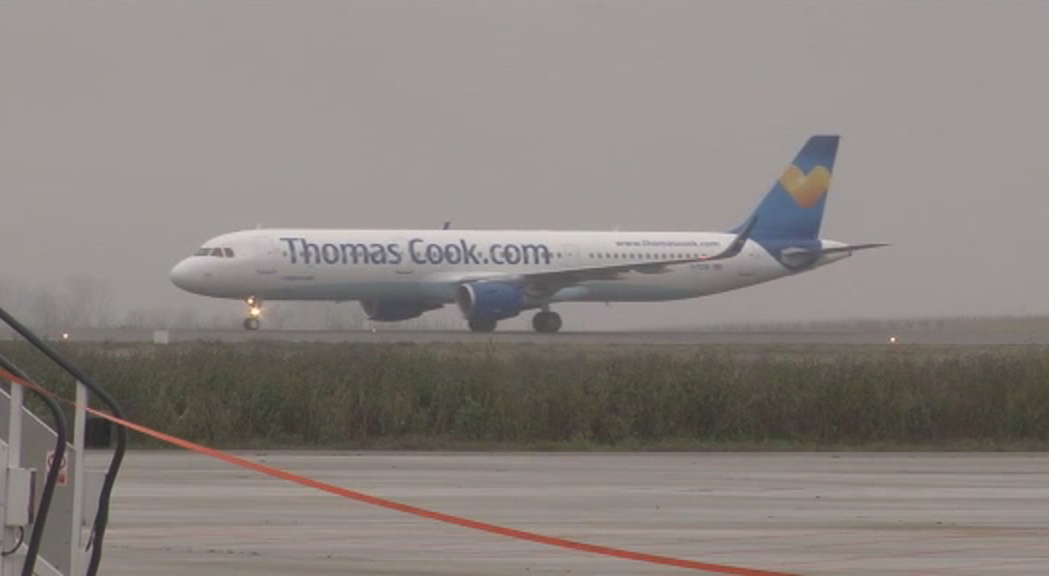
[703,215,757,261]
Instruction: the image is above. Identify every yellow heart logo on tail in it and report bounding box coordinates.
[779,165,830,208]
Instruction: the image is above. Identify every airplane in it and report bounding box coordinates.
[169,135,886,333]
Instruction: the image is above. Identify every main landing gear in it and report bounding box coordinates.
[243,296,262,331]
[467,318,497,333]
[465,311,563,334]
[532,310,562,334]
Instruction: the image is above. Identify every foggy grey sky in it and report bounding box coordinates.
[3,1,1048,331]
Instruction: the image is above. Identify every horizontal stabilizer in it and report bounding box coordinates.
[817,243,890,255]
[776,241,888,269]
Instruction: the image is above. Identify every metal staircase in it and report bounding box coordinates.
[0,307,125,576]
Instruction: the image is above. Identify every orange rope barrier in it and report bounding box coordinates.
[0,368,795,576]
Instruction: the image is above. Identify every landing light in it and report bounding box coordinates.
[61,332,70,340]
[249,307,262,318]
[888,336,898,344]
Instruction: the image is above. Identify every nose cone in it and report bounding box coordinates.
[170,259,206,294]
[169,259,191,290]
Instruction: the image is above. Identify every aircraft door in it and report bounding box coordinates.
[560,244,580,268]
[254,235,278,275]
[737,243,758,277]
[394,237,414,277]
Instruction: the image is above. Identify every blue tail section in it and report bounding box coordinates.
[733,135,839,240]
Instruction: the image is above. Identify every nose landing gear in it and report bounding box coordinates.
[243,296,262,330]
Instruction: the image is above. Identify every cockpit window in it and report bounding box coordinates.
[195,246,236,258]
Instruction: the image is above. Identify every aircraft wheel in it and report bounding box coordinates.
[468,318,497,333]
[243,317,260,331]
[532,311,562,334]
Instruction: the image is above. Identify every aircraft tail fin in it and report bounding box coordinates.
[733,135,839,240]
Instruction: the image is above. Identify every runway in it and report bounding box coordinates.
[99,451,1049,575]
[31,325,1049,346]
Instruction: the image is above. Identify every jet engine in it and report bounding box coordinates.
[455,282,525,321]
[360,300,442,322]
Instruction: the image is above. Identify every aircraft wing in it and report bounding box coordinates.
[512,216,758,294]
[429,218,758,294]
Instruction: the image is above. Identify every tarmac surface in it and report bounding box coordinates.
[98,451,1049,575]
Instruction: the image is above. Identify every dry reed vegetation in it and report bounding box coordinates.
[1,341,1048,449]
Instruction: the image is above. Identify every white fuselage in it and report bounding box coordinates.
[169,228,848,306]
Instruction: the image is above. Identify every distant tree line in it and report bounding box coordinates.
[0,274,462,333]
[0,275,115,329]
